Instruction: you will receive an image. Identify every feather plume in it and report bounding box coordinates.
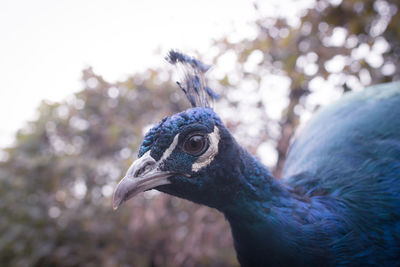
[166,50,219,108]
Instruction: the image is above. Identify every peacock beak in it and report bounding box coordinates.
[113,152,173,210]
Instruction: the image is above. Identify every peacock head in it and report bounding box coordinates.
[113,51,241,210]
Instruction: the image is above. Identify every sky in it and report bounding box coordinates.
[0,0,262,148]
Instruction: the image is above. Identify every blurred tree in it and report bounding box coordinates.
[0,0,398,266]
[216,0,399,177]
[0,69,235,267]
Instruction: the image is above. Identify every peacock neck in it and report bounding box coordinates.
[218,147,345,266]
[218,145,294,216]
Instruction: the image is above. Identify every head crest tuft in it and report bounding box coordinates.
[166,50,219,108]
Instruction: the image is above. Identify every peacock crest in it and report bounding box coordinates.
[166,50,219,108]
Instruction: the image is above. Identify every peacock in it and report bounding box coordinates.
[113,51,400,266]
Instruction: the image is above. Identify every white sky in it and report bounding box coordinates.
[0,0,392,168]
[0,0,261,148]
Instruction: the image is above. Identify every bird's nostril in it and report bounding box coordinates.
[134,161,154,177]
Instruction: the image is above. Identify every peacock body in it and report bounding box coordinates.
[113,52,400,266]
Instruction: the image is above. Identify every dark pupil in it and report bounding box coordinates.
[186,135,204,153]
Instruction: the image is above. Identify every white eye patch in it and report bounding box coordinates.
[159,133,180,162]
[157,126,220,172]
[192,126,220,172]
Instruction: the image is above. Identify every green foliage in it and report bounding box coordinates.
[0,0,398,266]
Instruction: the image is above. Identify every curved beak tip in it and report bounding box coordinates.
[112,198,121,210]
[112,182,128,210]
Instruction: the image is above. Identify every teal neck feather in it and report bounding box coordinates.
[218,147,347,266]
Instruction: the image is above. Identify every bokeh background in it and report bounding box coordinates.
[0,0,399,266]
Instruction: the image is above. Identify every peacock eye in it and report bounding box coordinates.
[183,134,209,156]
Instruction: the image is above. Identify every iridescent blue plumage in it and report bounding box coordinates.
[113,52,400,266]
